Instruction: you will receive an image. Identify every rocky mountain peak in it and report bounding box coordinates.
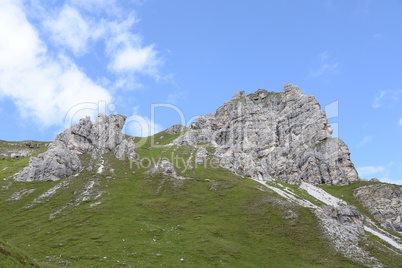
[164,124,186,135]
[174,84,358,186]
[15,113,135,182]
[55,113,127,157]
[283,83,302,97]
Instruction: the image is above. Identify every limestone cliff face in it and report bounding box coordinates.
[354,184,402,232]
[15,114,136,182]
[174,84,358,185]
[55,113,129,158]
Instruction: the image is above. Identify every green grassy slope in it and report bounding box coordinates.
[0,239,42,268]
[0,132,389,267]
[0,141,49,179]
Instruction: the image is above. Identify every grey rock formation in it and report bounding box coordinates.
[173,84,359,185]
[146,159,176,177]
[114,136,136,160]
[15,114,136,182]
[354,184,402,232]
[323,205,365,226]
[165,124,186,135]
[195,147,208,165]
[315,208,381,267]
[56,114,127,158]
[16,142,81,182]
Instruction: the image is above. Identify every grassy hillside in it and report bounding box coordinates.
[0,132,396,267]
[0,141,49,179]
[0,238,45,267]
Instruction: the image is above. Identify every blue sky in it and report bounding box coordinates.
[0,0,401,184]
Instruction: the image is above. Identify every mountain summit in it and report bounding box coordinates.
[1,84,401,267]
[15,84,357,186]
[174,84,358,185]
[15,113,136,182]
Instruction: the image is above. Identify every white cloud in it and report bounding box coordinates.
[124,114,163,137]
[105,19,161,77]
[357,135,373,148]
[166,93,184,104]
[44,5,98,56]
[372,89,402,109]
[381,178,402,186]
[310,51,339,78]
[357,163,402,185]
[109,45,159,73]
[0,0,167,132]
[40,1,162,76]
[357,165,386,179]
[372,91,386,109]
[70,0,120,14]
[399,118,402,126]
[310,63,339,77]
[0,0,112,127]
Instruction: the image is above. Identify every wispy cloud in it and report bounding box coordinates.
[399,118,402,126]
[124,114,163,137]
[357,164,402,185]
[44,5,99,56]
[0,0,164,128]
[357,165,386,180]
[309,51,339,78]
[357,135,373,148]
[166,93,185,104]
[0,1,112,126]
[372,89,402,108]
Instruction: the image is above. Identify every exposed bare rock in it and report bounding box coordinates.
[114,136,136,160]
[56,113,127,158]
[323,205,365,226]
[354,184,402,232]
[15,114,136,182]
[195,147,208,165]
[146,159,176,177]
[173,84,358,185]
[315,208,382,267]
[25,180,70,207]
[165,124,186,135]
[15,142,81,182]
[7,188,36,201]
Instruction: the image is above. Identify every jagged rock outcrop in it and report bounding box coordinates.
[56,114,127,158]
[174,84,358,185]
[15,141,81,182]
[114,136,136,160]
[165,124,186,135]
[15,114,136,182]
[354,184,402,232]
[323,205,365,226]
